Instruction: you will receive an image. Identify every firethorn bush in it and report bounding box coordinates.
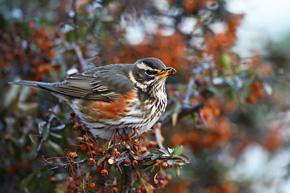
[1,0,290,193]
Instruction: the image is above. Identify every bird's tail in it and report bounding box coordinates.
[9,80,53,90]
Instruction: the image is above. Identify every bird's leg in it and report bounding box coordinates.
[113,128,117,158]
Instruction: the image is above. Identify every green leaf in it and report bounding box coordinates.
[154,149,169,156]
[20,172,37,192]
[263,82,273,95]
[46,140,64,155]
[151,153,159,160]
[207,86,219,95]
[103,140,112,151]
[172,145,183,155]
[221,53,231,70]
[174,154,190,164]
[167,147,174,154]
[38,121,46,134]
[137,164,153,172]
[97,155,107,166]
[174,166,180,177]
[29,134,38,144]
[50,132,63,139]
[133,182,139,188]
[51,124,66,131]
[117,170,125,192]
[149,164,161,184]
[143,160,156,166]
[137,171,153,193]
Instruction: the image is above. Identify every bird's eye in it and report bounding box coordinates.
[145,70,157,75]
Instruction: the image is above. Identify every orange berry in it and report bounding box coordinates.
[139,146,147,152]
[162,162,168,169]
[257,90,264,98]
[25,145,32,152]
[101,169,108,176]
[29,22,35,29]
[90,150,97,156]
[124,159,130,164]
[89,182,95,188]
[69,152,79,159]
[80,145,87,151]
[6,166,15,174]
[252,81,262,90]
[96,165,102,173]
[132,160,138,167]
[88,158,96,166]
[245,95,258,103]
[82,135,89,142]
[112,187,118,192]
[50,177,57,182]
[163,180,168,185]
[156,160,162,164]
[165,174,172,181]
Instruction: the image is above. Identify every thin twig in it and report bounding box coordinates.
[72,0,78,40]
[35,104,59,159]
[43,156,88,170]
[197,110,208,128]
[184,75,195,106]
[72,42,87,71]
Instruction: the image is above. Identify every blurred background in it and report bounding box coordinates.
[1,0,290,192]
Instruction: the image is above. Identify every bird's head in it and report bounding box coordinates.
[131,58,176,89]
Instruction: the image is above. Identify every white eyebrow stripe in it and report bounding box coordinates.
[136,62,153,70]
[128,70,137,84]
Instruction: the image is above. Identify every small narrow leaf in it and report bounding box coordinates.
[103,140,112,151]
[50,132,63,139]
[172,145,183,155]
[97,155,107,166]
[174,154,190,164]
[29,134,38,144]
[38,121,46,134]
[174,166,180,177]
[137,171,153,193]
[137,165,153,172]
[167,147,174,154]
[117,170,125,192]
[151,154,160,160]
[149,164,161,184]
[46,140,64,155]
[51,124,66,131]
[143,160,156,166]
[221,53,231,70]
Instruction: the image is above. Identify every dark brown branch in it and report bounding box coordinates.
[123,166,134,193]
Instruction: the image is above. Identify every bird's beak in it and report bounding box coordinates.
[155,67,177,77]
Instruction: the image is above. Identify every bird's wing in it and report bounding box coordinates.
[38,65,134,101]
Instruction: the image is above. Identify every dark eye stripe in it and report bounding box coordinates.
[145,70,158,75]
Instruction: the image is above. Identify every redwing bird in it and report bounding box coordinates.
[11,58,176,139]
